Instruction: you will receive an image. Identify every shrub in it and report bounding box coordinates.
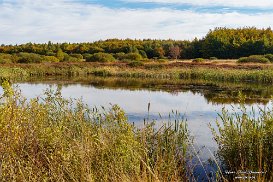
[82,53,93,61]
[86,53,116,62]
[238,55,270,64]
[89,46,104,54]
[192,58,205,63]
[45,51,55,56]
[139,50,148,58]
[70,54,83,59]
[237,57,248,63]
[0,58,12,64]
[210,57,218,60]
[265,54,273,62]
[0,53,14,64]
[17,52,43,63]
[122,53,143,61]
[114,52,126,60]
[82,53,91,58]
[42,56,60,63]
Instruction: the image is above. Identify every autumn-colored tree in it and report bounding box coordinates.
[154,47,165,59]
[0,27,272,60]
[169,45,181,59]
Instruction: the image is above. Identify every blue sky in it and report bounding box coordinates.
[0,0,272,44]
[81,0,273,13]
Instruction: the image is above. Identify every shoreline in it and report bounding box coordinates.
[1,61,273,83]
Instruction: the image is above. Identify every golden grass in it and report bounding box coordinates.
[0,81,191,181]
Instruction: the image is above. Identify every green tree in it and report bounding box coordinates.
[56,48,65,61]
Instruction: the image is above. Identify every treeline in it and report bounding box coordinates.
[202,27,273,58]
[0,27,273,63]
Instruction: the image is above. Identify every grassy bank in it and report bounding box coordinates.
[1,62,273,83]
[0,81,192,181]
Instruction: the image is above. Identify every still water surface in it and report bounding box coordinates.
[1,77,272,178]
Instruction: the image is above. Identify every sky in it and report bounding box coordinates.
[0,0,273,44]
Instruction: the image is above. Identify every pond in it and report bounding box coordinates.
[1,76,272,180]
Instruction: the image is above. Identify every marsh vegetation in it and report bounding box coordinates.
[211,100,273,181]
[1,26,273,181]
[0,77,273,181]
[0,81,193,181]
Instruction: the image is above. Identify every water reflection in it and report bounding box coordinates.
[1,76,272,179]
[17,76,273,105]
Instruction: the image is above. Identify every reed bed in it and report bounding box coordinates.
[2,63,273,83]
[210,97,273,181]
[0,81,192,181]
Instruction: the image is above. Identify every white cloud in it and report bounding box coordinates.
[123,0,273,8]
[0,0,272,44]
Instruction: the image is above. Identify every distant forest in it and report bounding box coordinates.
[1,27,273,63]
